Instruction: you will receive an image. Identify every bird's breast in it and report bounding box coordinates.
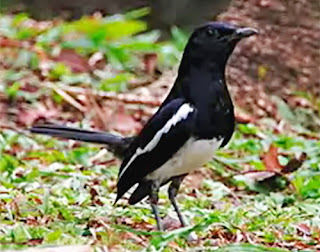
[145,137,223,183]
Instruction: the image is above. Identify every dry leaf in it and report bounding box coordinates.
[54,49,90,73]
[109,105,142,134]
[282,153,307,173]
[262,144,282,172]
[144,53,158,76]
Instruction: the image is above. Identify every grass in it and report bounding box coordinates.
[0,124,319,251]
[0,10,319,251]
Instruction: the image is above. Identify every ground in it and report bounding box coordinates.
[0,1,320,251]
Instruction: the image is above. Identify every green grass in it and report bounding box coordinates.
[0,124,319,251]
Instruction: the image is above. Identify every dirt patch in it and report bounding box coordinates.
[220,0,320,118]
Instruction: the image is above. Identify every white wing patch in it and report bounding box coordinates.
[119,103,194,179]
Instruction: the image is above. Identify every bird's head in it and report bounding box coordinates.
[182,22,258,69]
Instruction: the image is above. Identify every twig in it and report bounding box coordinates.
[86,91,109,129]
[126,77,155,90]
[0,123,29,135]
[51,85,86,112]
[88,149,109,163]
[43,83,162,107]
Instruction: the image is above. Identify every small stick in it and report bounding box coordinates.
[43,83,162,107]
[51,85,86,112]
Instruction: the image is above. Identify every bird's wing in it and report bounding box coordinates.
[116,98,197,201]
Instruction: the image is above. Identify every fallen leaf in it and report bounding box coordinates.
[244,170,276,181]
[282,152,307,173]
[262,144,282,172]
[24,239,43,246]
[144,53,158,75]
[54,49,90,73]
[17,105,58,126]
[295,223,312,236]
[235,109,256,124]
[162,216,182,230]
[109,105,142,134]
[89,187,99,199]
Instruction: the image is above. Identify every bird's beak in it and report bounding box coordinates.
[233,27,259,39]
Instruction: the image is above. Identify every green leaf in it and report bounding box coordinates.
[216,244,289,252]
[45,229,62,243]
[12,13,29,26]
[5,81,21,99]
[124,7,150,19]
[100,73,133,92]
[294,174,320,199]
[171,26,189,51]
[12,225,31,244]
[59,207,75,221]
[49,63,71,79]
[238,123,259,135]
[0,154,19,176]
[16,27,38,40]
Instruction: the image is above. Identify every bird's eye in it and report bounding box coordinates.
[207,28,219,38]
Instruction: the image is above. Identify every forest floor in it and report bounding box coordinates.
[0,8,320,252]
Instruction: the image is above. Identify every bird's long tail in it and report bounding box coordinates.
[30,124,134,158]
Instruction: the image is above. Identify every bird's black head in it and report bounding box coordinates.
[181,22,258,71]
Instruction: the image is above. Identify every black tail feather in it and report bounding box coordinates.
[128,182,151,205]
[30,124,134,158]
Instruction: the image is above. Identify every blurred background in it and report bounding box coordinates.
[0,0,319,131]
[0,0,320,251]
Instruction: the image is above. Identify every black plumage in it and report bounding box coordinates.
[30,22,258,230]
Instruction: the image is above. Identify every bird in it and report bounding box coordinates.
[30,22,258,231]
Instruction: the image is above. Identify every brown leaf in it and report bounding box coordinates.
[296,223,312,236]
[109,105,142,134]
[92,198,104,206]
[262,144,282,172]
[24,238,43,246]
[34,198,43,204]
[282,152,307,173]
[0,102,8,125]
[235,108,256,124]
[184,168,214,189]
[54,49,90,73]
[144,53,158,76]
[26,216,40,226]
[244,170,276,181]
[17,106,58,126]
[162,216,181,230]
[89,187,99,199]
[121,231,148,247]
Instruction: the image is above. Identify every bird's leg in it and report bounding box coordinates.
[168,175,186,227]
[150,181,162,231]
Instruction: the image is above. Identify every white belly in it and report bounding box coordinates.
[146,138,223,183]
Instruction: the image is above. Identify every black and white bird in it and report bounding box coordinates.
[30,22,258,230]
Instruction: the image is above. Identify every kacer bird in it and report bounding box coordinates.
[30,22,258,230]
